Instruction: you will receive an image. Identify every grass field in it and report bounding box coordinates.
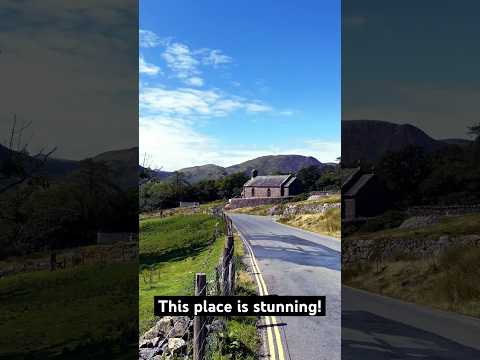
[0,262,138,359]
[139,214,224,334]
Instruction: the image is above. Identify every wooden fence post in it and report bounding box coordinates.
[228,260,235,295]
[222,235,234,295]
[194,273,207,360]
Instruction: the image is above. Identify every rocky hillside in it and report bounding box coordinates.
[342,120,445,166]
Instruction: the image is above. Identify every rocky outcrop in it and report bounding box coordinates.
[139,316,225,360]
[139,316,192,360]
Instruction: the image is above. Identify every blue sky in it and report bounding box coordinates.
[140,1,340,171]
[343,0,480,139]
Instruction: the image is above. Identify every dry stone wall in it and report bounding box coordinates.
[343,234,480,264]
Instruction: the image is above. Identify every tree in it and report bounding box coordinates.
[377,146,430,205]
[217,172,249,199]
[296,166,324,192]
[0,116,56,194]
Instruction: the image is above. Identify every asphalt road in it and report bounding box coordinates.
[229,213,341,360]
[343,286,480,359]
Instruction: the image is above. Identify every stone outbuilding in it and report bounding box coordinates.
[342,167,389,219]
[242,169,301,198]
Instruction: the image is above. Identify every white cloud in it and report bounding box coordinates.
[155,40,233,85]
[139,117,340,170]
[162,42,199,79]
[245,102,273,113]
[140,115,216,170]
[197,49,233,67]
[185,77,204,87]
[139,29,162,48]
[139,55,161,75]
[140,86,273,117]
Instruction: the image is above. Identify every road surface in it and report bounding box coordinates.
[343,286,480,359]
[230,213,480,359]
[229,213,341,360]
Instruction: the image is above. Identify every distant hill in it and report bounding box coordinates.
[0,143,78,177]
[342,120,445,166]
[226,155,323,176]
[175,164,227,183]
[171,154,327,184]
[139,165,172,182]
[90,147,139,189]
[0,144,142,190]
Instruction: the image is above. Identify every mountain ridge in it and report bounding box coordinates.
[342,119,450,166]
[167,154,328,184]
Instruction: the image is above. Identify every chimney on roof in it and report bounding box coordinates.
[251,169,258,179]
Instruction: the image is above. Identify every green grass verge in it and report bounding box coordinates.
[139,214,224,334]
[0,262,137,359]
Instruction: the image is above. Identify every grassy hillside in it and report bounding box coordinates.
[139,214,224,334]
[0,262,137,359]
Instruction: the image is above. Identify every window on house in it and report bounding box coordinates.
[252,188,255,197]
[267,188,271,197]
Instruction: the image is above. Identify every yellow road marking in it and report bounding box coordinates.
[235,225,286,360]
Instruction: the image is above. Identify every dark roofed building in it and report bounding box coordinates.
[242,169,301,198]
[342,167,389,219]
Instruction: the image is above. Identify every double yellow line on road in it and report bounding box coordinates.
[237,230,286,360]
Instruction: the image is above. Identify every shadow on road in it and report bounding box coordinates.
[342,310,480,359]
[248,234,340,271]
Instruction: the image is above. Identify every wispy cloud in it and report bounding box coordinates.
[140,86,273,117]
[140,117,340,171]
[185,77,204,87]
[197,48,233,67]
[139,29,163,48]
[139,54,161,75]
[138,30,315,170]
[162,42,200,80]
[139,30,233,86]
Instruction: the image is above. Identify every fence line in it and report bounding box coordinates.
[192,209,236,360]
[147,208,236,360]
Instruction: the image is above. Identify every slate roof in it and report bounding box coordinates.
[244,174,293,187]
[344,174,374,197]
[284,176,297,187]
[342,167,361,188]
